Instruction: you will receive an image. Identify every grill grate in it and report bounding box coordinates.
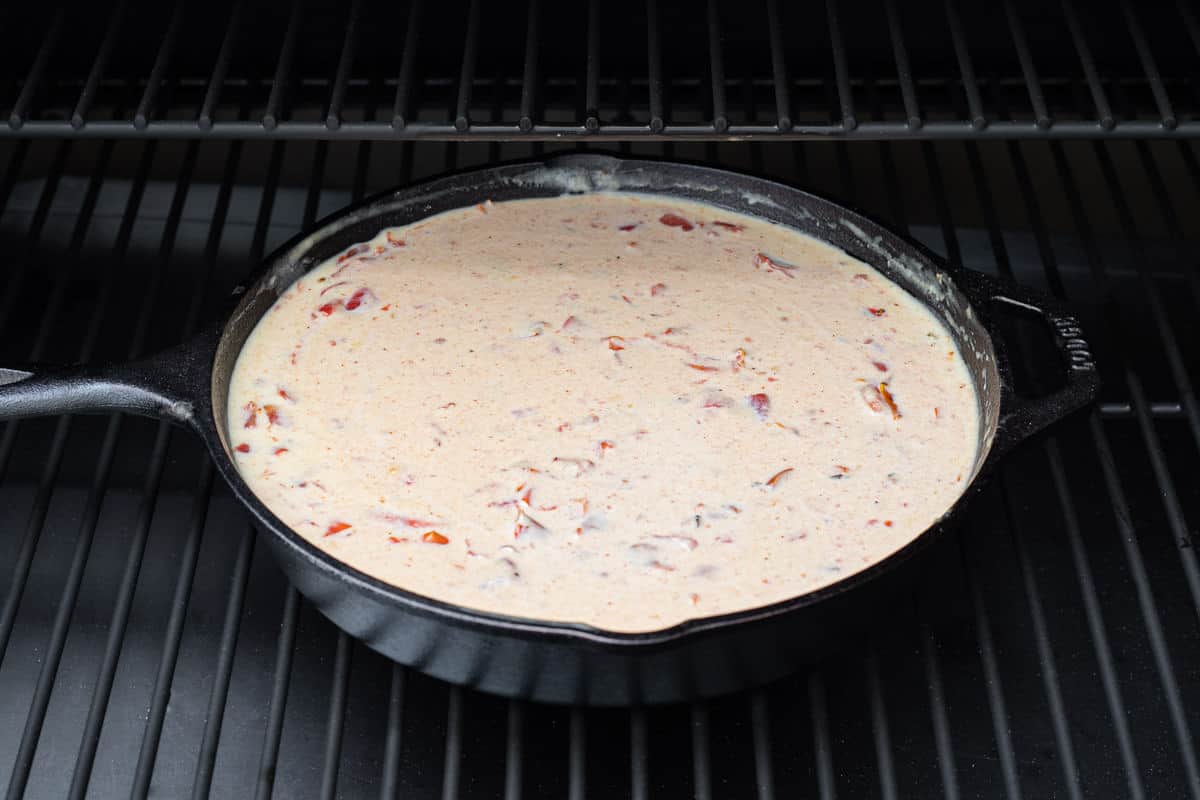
[2,0,1200,139]
[0,68,1199,800]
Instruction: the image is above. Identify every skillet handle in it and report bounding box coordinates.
[960,271,1099,455]
[0,325,219,429]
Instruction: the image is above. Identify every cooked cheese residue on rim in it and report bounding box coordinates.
[228,194,979,633]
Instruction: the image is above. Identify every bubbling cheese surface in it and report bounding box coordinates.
[228,193,978,632]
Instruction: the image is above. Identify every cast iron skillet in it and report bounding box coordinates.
[0,155,1097,705]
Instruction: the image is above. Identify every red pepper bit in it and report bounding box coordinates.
[242,401,258,428]
[765,467,793,488]
[274,447,288,455]
[618,223,638,231]
[748,393,770,418]
[278,388,293,401]
[686,362,719,372]
[336,247,359,264]
[872,361,889,372]
[520,487,533,505]
[867,307,886,317]
[649,282,667,296]
[235,443,250,453]
[732,348,746,371]
[934,406,941,419]
[606,336,626,351]
[711,221,744,232]
[344,287,373,311]
[318,301,340,316]
[884,520,894,527]
[878,382,902,419]
[659,213,694,231]
[386,231,406,247]
[421,530,449,545]
[264,405,280,426]
[325,521,352,536]
[561,315,580,331]
[649,560,676,572]
[598,440,615,456]
[388,536,409,544]
[834,464,850,474]
[690,593,701,605]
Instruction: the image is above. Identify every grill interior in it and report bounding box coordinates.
[1,2,1200,799]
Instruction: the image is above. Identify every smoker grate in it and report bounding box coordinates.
[0,49,1199,800]
[2,0,1200,139]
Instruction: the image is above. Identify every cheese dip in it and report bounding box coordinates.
[228,193,978,632]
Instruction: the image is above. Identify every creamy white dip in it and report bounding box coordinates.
[228,194,978,632]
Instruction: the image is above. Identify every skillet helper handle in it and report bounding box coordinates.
[961,271,1099,455]
[0,326,218,428]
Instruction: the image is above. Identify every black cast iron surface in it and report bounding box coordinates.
[0,131,1198,794]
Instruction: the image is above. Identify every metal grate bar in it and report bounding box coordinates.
[71,0,128,128]
[380,665,407,799]
[1120,1,1176,128]
[319,633,354,800]
[1061,0,1115,129]
[567,709,585,800]
[764,0,792,131]
[504,701,524,800]
[630,709,648,800]
[1140,141,1200,309]
[808,672,835,800]
[325,0,363,129]
[1181,0,1200,55]
[706,0,727,132]
[8,9,64,129]
[825,0,855,129]
[255,587,300,800]
[920,623,961,800]
[135,0,185,129]
[198,0,243,129]
[750,690,775,800]
[690,703,713,800]
[1003,0,1051,127]
[15,118,1200,139]
[391,0,423,129]
[645,0,665,133]
[864,650,899,800]
[191,528,256,800]
[263,0,303,130]
[518,0,540,131]
[584,0,600,131]
[884,0,922,128]
[944,0,985,128]
[441,686,464,800]
[453,0,482,131]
